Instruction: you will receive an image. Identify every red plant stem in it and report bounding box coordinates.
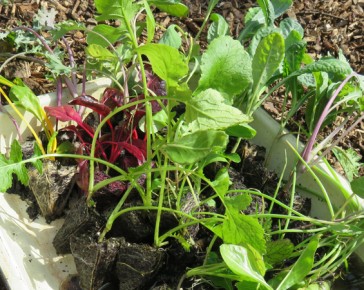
[301,72,358,163]
[62,36,77,87]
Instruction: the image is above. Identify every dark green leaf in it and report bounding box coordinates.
[225,124,256,139]
[351,176,364,198]
[265,239,294,266]
[297,58,352,77]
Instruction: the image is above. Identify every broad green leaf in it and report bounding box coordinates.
[276,236,319,290]
[159,24,182,49]
[197,36,252,100]
[185,89,252,132]
[163,130,228,164]
[297,57,352,77]
[252,32,285,92]
[45,53,72,75]
[52,20,86,40]
[265,239,294,266]
[95,0,140,22]
[248,26,280,57]
[87,24,124,47]
[332,147,362,182]
[220,244,272,290]
[225,124,256,139]
[351,176,364,198]
[85,44,118,60]
[220,212,266,254]
[148,0,189,17]
[272,0,293,18]
[207,13,229,43]
[224,194,252,212]
[137,43,188,90]
[238,7,265,44]
[238,0,292,43]
[280,18,304,38]
[10,85,44,122]
[211,167,230,197]
[257,0,275,26]
[0,140,28,192]
[284,36,306,74]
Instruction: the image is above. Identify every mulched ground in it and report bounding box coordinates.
[1,1,363,175]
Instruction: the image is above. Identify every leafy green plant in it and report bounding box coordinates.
[0,0,363,289]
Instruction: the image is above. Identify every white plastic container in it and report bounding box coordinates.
[0,78,112,289]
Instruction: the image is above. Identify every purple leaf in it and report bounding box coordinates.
[69,95,111,116]
[45,105,83,124]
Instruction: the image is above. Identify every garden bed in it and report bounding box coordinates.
[0,1,364,290]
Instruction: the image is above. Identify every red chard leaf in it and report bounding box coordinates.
[45,105,83,124]
[69,95,111,116]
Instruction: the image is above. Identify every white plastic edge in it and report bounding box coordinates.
[0,77,112,290]
[251,107,364,262]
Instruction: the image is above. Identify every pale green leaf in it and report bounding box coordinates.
[186,89,252,132]
[207,13,229,43]
[211,167,230,197]
[224,194,252,212]
[220,244,272,290]
[252,32,285,91]
[95,0,140,22]
[221,212,266,254]
[137,43,188,90]
[87,24,125,47]
[257,0,275,26]
[163,130,228,164]
[197,36,252,100]
[86,44,118,60]
[159,25,182,49]
[10,85,44,122]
